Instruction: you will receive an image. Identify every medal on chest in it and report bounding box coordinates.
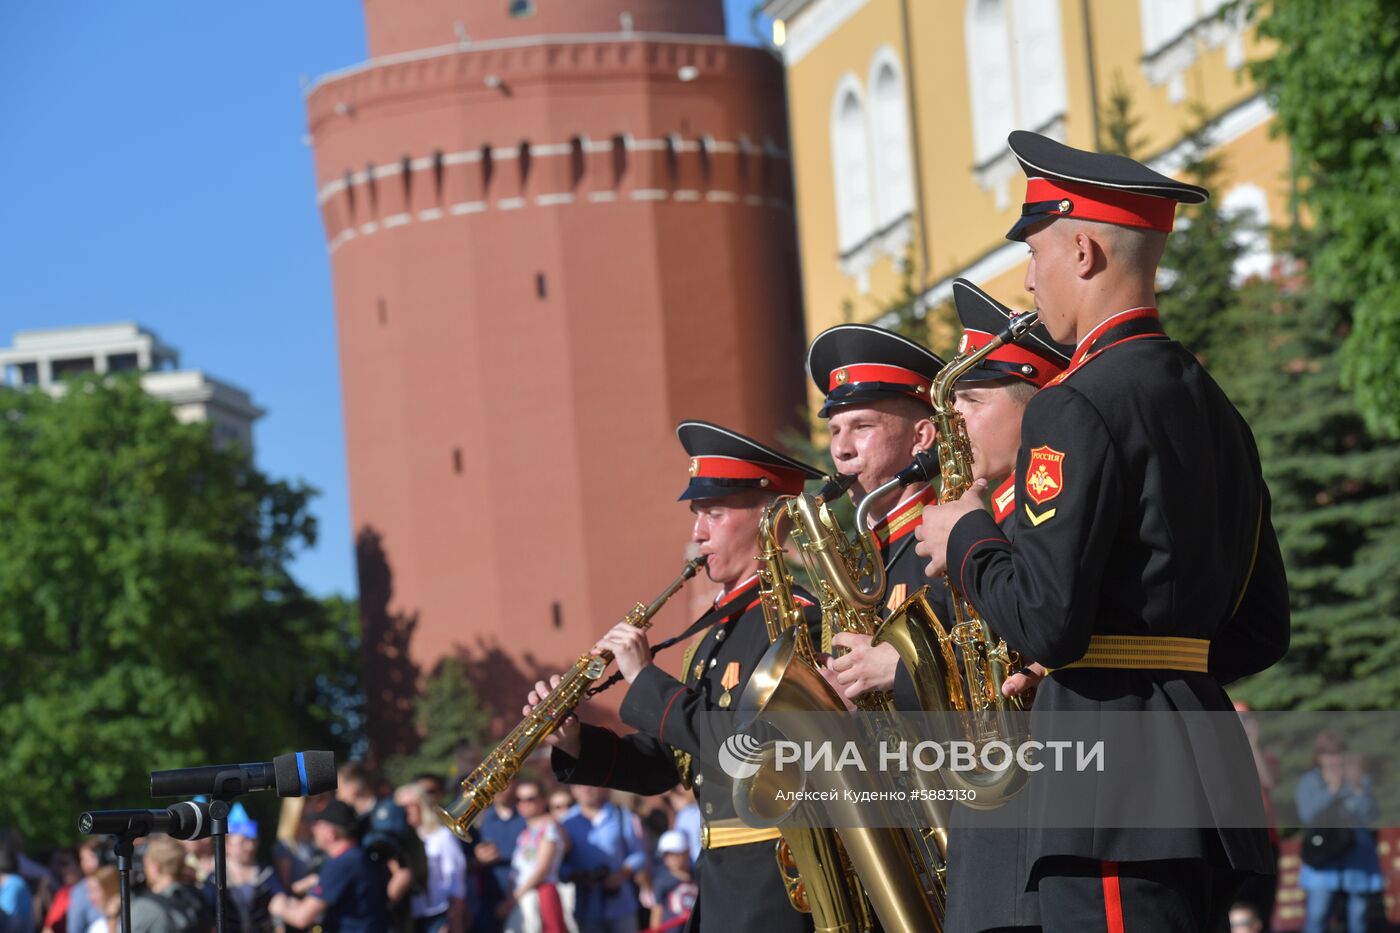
[717,661,741,709]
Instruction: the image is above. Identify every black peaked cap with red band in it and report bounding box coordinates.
[676,420,824,501]
[951,279,1072,388]
[807,324,945,418]
[1005,130,1209,242]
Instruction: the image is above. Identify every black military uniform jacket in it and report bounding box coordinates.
[946,308,1290,879]
[943,476,1040,933]
[553,574,821,933]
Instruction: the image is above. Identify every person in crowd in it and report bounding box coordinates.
[130,837,210,933]
[215,806,285,933]
[559,787,647,933]
[547,792,575,841]
[1296,730,1382,933]
[42,849,82,933]
[648,832,696,932]
[501,781,572,933]
[270,800,389,933]
[395,782,468,933]
[273,797,320,898]
[337,761,425,925]
[474,781,526,933]
[661,789,700,865]
[83,868,119,933]
[0,834,35,933]
[63,840,106,933]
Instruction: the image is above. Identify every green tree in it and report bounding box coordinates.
[384,657,490,785]
[1098,71,1150,159]
[1251,0,1400,435]
[0,376,362,843]
[1155,106,1254,362]
[1217,239,1400,709]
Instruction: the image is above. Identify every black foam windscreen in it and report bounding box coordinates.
[269,750,337,797]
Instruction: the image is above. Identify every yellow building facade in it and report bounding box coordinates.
[765,0,1292,364]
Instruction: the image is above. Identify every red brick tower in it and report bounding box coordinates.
[306,1,806,757]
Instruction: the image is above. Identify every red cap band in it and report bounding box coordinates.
[688,456,807,495]
[1026,178,1177,233]
[958,328,1067,387]
[828,362,932,397]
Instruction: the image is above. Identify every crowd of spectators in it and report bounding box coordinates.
[0,764,699,933]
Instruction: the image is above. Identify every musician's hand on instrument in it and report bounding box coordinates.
[1001,663,1045,698]
[813,662,858,711]
[914,480,988,578]
[524,676,582,758]
[828,633,900,697]
[594,623,651,683]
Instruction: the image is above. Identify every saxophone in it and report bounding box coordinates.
[733,483,946,932]
[742,492,878,933]
[864,310,1042,808]
[438,557,707,839]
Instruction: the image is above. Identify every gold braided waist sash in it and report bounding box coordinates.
[1054,635,1210,673]
[701,818,783,849]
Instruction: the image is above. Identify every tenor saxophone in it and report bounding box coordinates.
[863,310,1042,808]
[438,557,707,840]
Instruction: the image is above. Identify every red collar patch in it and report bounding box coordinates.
[1025,446,1065,506]
[872,484,937,548]
[992,476,1017,523]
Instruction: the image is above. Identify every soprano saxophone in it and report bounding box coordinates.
[438,556,707,839]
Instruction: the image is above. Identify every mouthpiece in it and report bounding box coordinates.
[815,473,859,503]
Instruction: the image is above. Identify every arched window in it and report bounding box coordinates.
[966,0,1068,168]
[1010,0,1068,133]
[830,78,875,252]
[868,48,914,229]
[966,0,1016,165]
[1221,183,1273,283]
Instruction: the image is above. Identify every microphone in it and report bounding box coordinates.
[150,751,337,799]
[79,801,212,840]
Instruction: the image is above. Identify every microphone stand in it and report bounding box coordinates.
[113,833,136,933]
[209,798,230,933]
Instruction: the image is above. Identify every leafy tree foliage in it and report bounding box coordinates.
[0,377,362,843]
[1251,0,1400,435]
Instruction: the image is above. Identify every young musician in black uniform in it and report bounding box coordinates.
[802,324,942,703]
[916,131,1290,931]
[527,421,825,933]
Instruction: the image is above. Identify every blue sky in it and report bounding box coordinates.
[0,1,766,597]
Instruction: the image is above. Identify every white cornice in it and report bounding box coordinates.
[778,0,870,67]
[913,95,1275,312]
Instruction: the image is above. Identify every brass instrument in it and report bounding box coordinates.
[866,310,1043,808]
[746,495,876,933]
[438,557,707,840]
[734,488,945,932]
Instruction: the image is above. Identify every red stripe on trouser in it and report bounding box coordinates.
[1102,860,1124,933]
